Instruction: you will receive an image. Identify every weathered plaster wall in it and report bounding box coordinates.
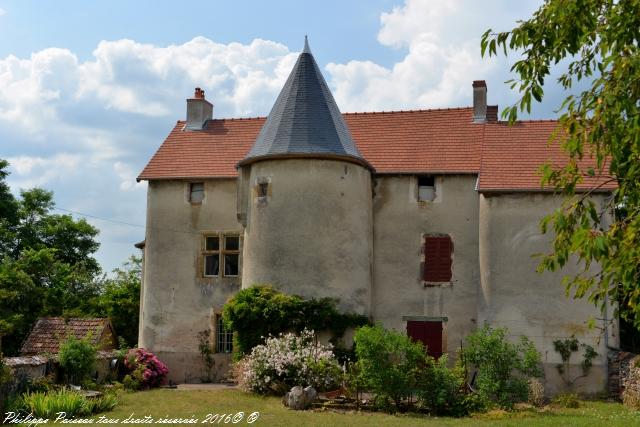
[140,179,241,383]
[371,175,480,358]
[241,158,373,315]
[478,192,617,395]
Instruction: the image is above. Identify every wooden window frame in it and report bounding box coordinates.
[201,233,241,278]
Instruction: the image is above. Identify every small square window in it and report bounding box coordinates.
[206,236,219,251]
[418,175,436,202]
[190,182,204,203]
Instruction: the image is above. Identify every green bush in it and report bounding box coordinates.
[417,356,486,416]
[463,325,542,408]
[553,392,580,408]
[58,335,97,385]
[354,324,426,410]
[19,388,119,417]
[20,389,88,418]
[222,285,368,359]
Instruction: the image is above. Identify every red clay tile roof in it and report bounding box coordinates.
[20,317,114,355]
[479,121,616,192]
[138,107,614,192]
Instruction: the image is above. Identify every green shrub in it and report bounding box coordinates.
[20,388,119,417]
[417,356,486,416]
[58,335,97,385]
[553,392,580,408]
[463,325,543,408]
[222,285,368,359]
[122,374,141,391]
[84,392,119,414]
[354,324,426,410]
[20,389,88,418]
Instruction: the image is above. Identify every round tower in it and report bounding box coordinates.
[237,38,373,316]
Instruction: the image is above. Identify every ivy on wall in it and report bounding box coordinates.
[222,284,369,359]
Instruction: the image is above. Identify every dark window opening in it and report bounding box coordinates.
[202,234,240,278]
[424,235,453,282]
[216,315,233,353]
[204,254,219,277]
[418,175,435,187]
[190,182,204,203]
[258,182,269,198]
[225,236,240,251]
[206,236,219,251]
[407,320,443,359]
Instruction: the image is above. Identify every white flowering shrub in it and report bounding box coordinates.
[236,329,342,394]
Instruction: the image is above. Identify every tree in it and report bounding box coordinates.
[98,255,141,347]
[481,1,640,324]
[0,159,103,354]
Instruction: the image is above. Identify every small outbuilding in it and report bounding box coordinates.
[20,317,117,356]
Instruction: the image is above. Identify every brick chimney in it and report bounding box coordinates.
[472,80,487,123]
[185,87,213,130]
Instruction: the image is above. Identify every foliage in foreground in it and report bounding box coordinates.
[58,335,98,385]
[16,388,119,418]
[463,325,543,408]
[353,324,485,416]
[354,324,426,409]
[222,285,368,358]
[236,329,341,394]
[481,0,640,325]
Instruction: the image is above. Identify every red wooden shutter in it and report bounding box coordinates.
[424,235,452,282]
[406,320,443,359]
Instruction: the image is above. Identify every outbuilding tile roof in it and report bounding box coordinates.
[138,108,613,192]
[20,317,115,355]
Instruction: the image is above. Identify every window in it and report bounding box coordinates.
[418,175,436,202]
[223,235,240,276]
[190,182,204,203]
[202,234,240,278]
[407,320,443,359]
[203,236,220,277]
[216,315,233,353]
[258,182,269,198]
[423,235,452,282]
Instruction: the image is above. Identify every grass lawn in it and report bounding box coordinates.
[97,389,640,426]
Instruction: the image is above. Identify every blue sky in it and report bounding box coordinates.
[1,0,562,272]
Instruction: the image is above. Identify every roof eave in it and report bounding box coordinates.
[236,152,375,172]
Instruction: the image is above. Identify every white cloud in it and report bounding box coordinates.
[0,8,6,16]
[0,36,298,270]
[326,0,543,113]
[7,154,82,189]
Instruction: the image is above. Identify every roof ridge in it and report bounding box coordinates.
[342,106,473,115]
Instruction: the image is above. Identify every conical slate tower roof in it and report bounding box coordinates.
[238,37,371,169]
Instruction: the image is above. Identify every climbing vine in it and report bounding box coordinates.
[222,285,369,359]
[553,336,598,388]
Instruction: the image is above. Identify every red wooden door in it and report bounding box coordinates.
[406,320,443,358]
